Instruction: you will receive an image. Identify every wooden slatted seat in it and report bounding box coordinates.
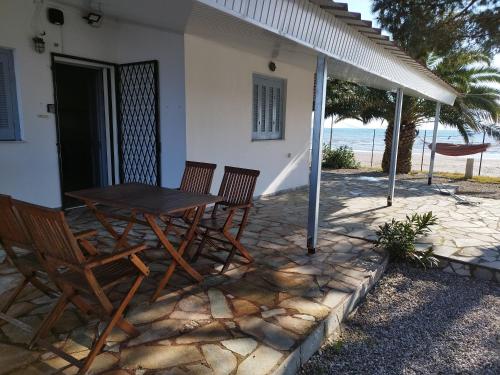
[62,259,138,292]
[192,166,260,273]
[0,194,58,318]
[14,200,150,375]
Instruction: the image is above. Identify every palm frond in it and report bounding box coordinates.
[324,51,500,144]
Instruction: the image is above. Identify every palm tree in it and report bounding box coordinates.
[325,52,500,173]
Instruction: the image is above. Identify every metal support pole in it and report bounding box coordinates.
[420,130,426,171]
[370,129,376,167]
[329,119,333,149]
[478,130,486,176]
[387,88,404,207]
[307,54,327,254]
[427,102,441,185]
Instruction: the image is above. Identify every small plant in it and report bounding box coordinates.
[322,145,360,169]
[375,212,439,268]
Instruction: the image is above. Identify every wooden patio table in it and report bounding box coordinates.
[66,183,222,301]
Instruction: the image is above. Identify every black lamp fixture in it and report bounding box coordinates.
[83,12,102,26]
[268,61,277,72]
[33,35,46,53]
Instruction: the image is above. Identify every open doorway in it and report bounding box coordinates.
[53,59,113,208]
[52,54,161,208]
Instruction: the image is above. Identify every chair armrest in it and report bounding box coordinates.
[74,230,99,256]
[84,244,148,269]
[74,229,98,240]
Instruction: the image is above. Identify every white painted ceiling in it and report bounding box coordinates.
[52,0,194,32]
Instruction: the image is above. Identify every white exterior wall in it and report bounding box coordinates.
[0,0,186,207]
[184,34,314,196]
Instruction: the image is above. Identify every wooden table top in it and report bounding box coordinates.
[66,183,222,216]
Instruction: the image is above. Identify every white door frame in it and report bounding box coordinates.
[52,53,120,186]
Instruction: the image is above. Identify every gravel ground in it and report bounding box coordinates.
[300,264,500,375]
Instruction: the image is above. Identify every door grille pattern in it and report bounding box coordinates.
[116,61,160,185]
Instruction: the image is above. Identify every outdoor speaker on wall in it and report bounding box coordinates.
[48,8,64,25]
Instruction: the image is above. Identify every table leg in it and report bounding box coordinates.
[159,206,205,285]
[85,200,133,250]
[145,212,204,302]
[114,212,136,250]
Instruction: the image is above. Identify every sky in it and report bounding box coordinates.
[331,0,499,130]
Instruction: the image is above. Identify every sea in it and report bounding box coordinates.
[323,128,500,160]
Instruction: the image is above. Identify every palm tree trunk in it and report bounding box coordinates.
[382,121,417,174]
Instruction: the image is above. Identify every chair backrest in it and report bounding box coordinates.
[0,194,32,250]
[179,161,217,194]
[218,166,260,206]
[14,201,86,265]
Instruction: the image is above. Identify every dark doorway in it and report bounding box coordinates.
[54,63,108,208]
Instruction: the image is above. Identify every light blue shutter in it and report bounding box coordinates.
[0,49,20,140]
[260,84,266,132]
[269,86,274,133]
[267,78,283,139]
[276,86,281,133]
[253,83,259,132]
[252,75,284,140]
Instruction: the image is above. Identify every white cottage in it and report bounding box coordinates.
[0,0,457,250]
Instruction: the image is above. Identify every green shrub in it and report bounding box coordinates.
[322,145,360,169]
[375,212,439,268]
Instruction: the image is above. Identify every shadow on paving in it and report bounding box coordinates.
[0,204,387,375]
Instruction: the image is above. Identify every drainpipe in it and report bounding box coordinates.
[387,88,404,207]
[307,54,328,254]
[427,102,441,185]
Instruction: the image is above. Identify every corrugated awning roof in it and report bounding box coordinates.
[195,0,458,105]
[55,0,459,104]
[310,0,459,98]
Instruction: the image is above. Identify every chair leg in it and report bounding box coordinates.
[191,230,209,263]
[115,317,140,337]
[69,295,93,316]
[157,216,183,248]
[1,277,29,314]
[183,228,200,260]
[78,275,144,375]
[224,231,253,263]
[29,292,70,349]
[28,276,58,298]
[221,247,238,274]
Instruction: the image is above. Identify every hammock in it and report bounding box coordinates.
[427,142,490,156]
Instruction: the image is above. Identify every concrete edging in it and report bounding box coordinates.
[273,254,389,375]
[436,255,500,283]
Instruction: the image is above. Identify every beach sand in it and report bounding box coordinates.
[355,150,500,177]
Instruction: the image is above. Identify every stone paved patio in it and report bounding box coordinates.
[257,170,500,281]
[1,170,498,374]
[0,185,387,375]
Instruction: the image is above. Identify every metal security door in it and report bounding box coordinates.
[116,60,160,185]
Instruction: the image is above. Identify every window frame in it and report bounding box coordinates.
[252,74,286,141]
[0,47,21,141]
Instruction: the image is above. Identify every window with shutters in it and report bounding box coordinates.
[252,74,285,140]
[0,48,20,141]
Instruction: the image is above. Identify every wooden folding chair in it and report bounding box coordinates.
[179,161,217,194]
[0,194,58,318]
[192,166,260,273]
[15,201,150,375]
[160,161,216,238]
